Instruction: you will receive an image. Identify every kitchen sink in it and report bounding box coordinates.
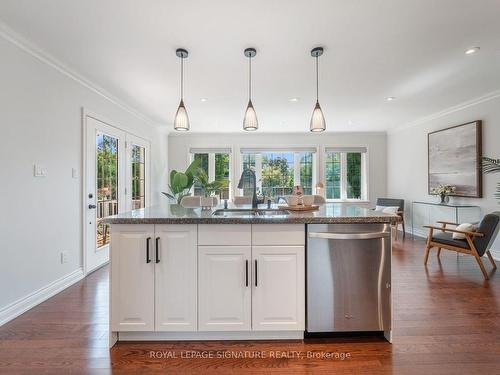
[212,209,289,218]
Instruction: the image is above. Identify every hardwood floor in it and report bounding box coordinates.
[1,235,499,374]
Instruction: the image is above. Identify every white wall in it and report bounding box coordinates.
[387,94,500,257]
[0,34,167,321]
[168,132,387,204]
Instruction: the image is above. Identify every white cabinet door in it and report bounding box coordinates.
[110,224,155,331]
[252,246,305,331]
[198,246,251,331]
[155,225,197,331]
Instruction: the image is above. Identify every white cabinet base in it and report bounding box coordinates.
[116,330,303,341]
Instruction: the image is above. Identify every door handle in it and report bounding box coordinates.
[146,237,151,263]
[88,204,96,209]
[254,259,258,287]
[308,231,390,240]
[245,260,249,287]
[155,237,160,263]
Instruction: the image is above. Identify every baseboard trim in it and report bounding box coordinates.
[0,267,84,326]
[490,249,500,261]
[117,331,304,342]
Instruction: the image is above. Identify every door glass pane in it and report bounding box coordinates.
[346,152,362,199]
[300,152,313,195]
[215,153,230,199]
[261,152,294,198]
[96,133,118,248]
[131,144,146,209]
[325,152,341,199]
[241,153,256,196]
[193,153,208,196]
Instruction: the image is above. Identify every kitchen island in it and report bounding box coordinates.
[104,203,398,347]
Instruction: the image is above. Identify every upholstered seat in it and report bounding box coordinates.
[376,198,405,239]
[432,232,468,249]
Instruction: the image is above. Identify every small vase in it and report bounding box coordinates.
[439,194,449,204]
[201,196,214,210]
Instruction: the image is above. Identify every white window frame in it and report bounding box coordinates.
[189,148,233,199]
[323,147,368,202]
[127,134,151,211]
[238,148,317,197]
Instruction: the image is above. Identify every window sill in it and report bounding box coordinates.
[326,200,371,204]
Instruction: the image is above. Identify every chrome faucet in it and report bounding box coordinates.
[237,168,258,209]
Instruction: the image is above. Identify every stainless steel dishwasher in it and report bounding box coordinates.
[306,223,392,341]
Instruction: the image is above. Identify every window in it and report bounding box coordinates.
[190,149,231,199]
[131,144,146,209]
[240,149,316,199]
[325,147,367,201]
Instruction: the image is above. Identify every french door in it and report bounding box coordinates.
[84,114,150,274]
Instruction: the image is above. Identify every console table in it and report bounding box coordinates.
[411,201,481,238]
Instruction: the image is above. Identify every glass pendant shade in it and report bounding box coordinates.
[174,99,189,131]
[243,100,258,131]
[310,101,326,132]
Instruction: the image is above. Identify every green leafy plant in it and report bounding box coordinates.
[482,157,500,203]
[194,169,229,197]
[162,159,200,204]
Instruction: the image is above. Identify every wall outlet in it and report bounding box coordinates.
[60,251,68,264]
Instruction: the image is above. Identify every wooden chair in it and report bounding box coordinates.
[423,212,499,279]
[376,198,405,239]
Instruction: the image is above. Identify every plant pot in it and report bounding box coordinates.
[201,197,214,210]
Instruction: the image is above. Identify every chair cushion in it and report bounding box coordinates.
[452,223,474,239]
[432,232,469,249]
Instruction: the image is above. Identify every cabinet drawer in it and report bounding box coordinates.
[252,224,305,246]
[198,224,252,246]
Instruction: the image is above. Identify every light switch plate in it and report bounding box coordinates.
[34,164,47,177]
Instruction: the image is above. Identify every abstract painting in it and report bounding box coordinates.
[428,121,482,197]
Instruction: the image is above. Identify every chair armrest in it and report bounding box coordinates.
[436,220,459,226]
[423,225,484,237]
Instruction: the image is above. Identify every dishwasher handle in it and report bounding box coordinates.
[308,231,390,240]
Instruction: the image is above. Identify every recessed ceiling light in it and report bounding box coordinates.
[289,97,300,102]
[465,47,480,55]
[200,98,208,102]
[386,96,396,102]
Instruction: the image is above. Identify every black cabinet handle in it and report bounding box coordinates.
[254,259,258,287]
[245,260,249,287]
[146,237,151,263]
[155,237,160,263]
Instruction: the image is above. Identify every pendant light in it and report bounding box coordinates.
[174,48,189,131]
[243,48,258,131]
[310,47,326,132]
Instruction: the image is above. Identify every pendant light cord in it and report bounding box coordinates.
[248,56,252,101]
[180,56,184,100]
[315,55,319,102]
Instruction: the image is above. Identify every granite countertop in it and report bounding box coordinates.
[103,202,400,225]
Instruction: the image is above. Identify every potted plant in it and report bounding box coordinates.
[195,169,229,209]
[431,184,456,204]
[162,159,200,204]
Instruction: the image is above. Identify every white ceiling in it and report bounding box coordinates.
[1,0,500,132]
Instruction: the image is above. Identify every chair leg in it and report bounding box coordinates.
[473,253,489,280]
[402,219,406,238]
[424,245,432,265]
[437,247,441,257]
[394,224,398,240]
[486,250,497,269]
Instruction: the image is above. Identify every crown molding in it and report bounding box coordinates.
[0,21,160,127]
[389,89,500,134]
